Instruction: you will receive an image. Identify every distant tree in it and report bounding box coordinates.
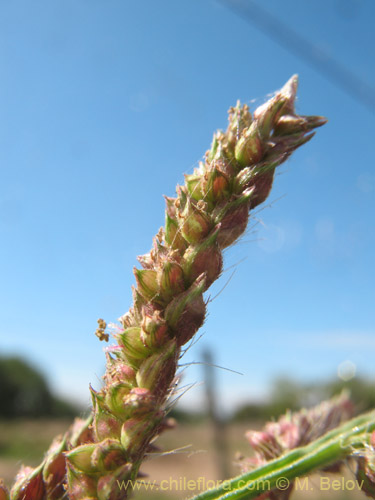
[0,356,78,418]
[168,407,206,424]
[231,402,269,422]
[231,375,375,423]
[321,376,375,413]
[267,376,305,415]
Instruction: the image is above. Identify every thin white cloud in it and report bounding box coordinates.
[284,331,375,350]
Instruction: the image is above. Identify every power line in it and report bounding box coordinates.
[218,0,375,114]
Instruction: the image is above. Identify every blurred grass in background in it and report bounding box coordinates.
[1,354,374,499]
[0,419,366,500]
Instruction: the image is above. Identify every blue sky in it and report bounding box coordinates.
[0,0,374,413]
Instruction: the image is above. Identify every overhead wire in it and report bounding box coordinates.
[218,0,375,114]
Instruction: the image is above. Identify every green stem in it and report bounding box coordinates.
[190,410,375,500]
